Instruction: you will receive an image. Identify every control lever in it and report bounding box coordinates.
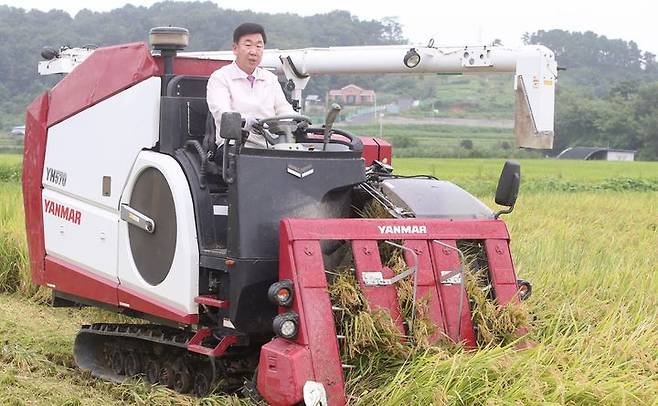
[323,103,341,151]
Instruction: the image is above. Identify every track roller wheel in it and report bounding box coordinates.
[124,351,143,376]
[160,365,176,389]
[109,348,125,375]
[194,370,212,397]
[173,368,192,393]
[145,359,160,384]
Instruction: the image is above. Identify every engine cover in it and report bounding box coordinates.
[117,150,200,316]
[380,178,494,219]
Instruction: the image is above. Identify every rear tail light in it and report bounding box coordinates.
[268,280,294,307]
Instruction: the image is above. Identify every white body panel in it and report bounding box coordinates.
[42,77,161,283]
[43,77,162,210]
[117,151,199,315]
[42,189,118,282]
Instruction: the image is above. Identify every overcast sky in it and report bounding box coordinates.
[3,0,657,55]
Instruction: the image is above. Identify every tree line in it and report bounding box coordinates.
[0,2,404,131]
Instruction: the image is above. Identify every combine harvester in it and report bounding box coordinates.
[23,27,556,405]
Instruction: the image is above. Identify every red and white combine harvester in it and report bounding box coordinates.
[23,27,556,405]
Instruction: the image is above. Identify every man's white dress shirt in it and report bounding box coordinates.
[207,62,295,148]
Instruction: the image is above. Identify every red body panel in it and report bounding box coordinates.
[45,256,119,305]
[258,339,315,406]
[352,240,405,333]
[43,256,198,324]
[429,240,477,346]
[284,218,510,241]
[403,240,449,343]
[117,286,199,325]
[485,239,521,306]
[359,137,392,166]
[262,218,519,405]
[22,93,50,285]
[259,227,347,405]
[376,137,392,163]
[289,239,346,403]
[47,42,160,127]
[155,56,228,76]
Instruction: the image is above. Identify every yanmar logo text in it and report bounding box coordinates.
[44,199,82,225]
[377,225,427,234]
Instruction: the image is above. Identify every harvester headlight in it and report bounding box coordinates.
[403,48,421,68]
[273,312,299,339]
[517,279,532,301]
[268,280,294,307]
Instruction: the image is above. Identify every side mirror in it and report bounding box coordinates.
[494,160,520,218]
[219,112,243,185]
[219,112,242,141]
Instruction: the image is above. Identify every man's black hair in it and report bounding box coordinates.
[233,23,267,44]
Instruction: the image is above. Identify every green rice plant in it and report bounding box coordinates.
[0,183,30,295]
[0,232,25,293]
[0,165,21,182]
[0,158,657,403]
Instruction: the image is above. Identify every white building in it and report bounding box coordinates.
[557,147,636,161]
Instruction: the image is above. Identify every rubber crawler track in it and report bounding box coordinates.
[74,323,258,397]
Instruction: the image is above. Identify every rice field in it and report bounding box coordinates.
[0,154,657,405]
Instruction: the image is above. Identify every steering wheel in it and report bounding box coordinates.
[254,114,312,146]
[298,127,364,152]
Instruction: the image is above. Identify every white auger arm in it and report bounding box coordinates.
[38,41,558,149]
[186,44,557,149]
[37,46,95,76]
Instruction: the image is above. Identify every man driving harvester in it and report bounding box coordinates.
[207,22,296,149]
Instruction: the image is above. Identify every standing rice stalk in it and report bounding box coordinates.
[0,181,48,301]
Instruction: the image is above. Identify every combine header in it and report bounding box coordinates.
[259,217,522,404]
[23,27,555,405]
